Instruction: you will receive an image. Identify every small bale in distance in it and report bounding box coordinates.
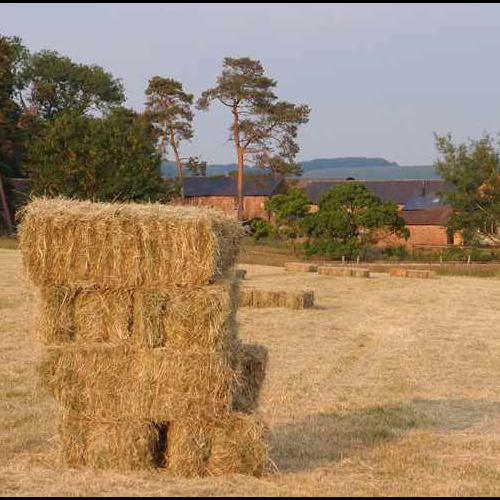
[284,262,318,273]
[390,268,436,279]
[239,289,315,309]
[318,266,370,278]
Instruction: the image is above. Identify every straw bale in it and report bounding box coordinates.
[59,412,160,470]
[206,413,269,478]
[233,344,268,414]
[318,266,370,278]
[285,290,315,309]
[389,268,409,278]
[40,346,237,421]
[239,289,254,308]
[390,268,436,279]
[167,420,212,478]
[36,278,239,349]
[35,287,76,344]
[239,289,314,309]
[133,277,239,350]
[18,197,245,289]
[284,262,318,273]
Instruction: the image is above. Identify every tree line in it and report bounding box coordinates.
[0,34,310,220]
[1,33,499,245]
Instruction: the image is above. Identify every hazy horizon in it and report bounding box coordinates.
[2,3,500,166]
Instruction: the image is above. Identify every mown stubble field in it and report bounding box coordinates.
[2,249,500,496]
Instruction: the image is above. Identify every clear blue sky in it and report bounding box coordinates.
[2,3,500,165]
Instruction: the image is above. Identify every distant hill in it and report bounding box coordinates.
[161,157,441,180]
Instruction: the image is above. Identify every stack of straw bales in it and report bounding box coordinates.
[284,262,318,273]
[390,268,436,279]
[239,289,315,309]
[318,266,370,278]
[19,198,269,477]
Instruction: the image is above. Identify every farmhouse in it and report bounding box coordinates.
[182,177,286,220]
[295,179,456,249]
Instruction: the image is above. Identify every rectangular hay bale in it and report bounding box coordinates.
[19,198,244,289]
[390,268,436,279]
[40,346,237,421]
[36,278,239,350]
[133,277,239,350]
[285,290,315,309]
[206,413,269,478]
[318,266,370,278]
[284,262,318,273]
[166,413,268,478]
[59,412,160,470]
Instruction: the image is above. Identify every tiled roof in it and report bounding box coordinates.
[400,208,452,226]
[184,177,284,197]
[295,179,449,205]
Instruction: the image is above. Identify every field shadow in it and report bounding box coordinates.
[270,399,500,473]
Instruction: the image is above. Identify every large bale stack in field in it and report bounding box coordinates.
[19,198,269,477]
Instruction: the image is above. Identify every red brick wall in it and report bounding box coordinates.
[181,195,272,220]
[377,225,449,249]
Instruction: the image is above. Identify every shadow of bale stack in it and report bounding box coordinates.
[19,198,269,477]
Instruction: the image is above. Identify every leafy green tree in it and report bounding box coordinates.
[268,156,302,178]
[264,188,311,247]
[245,217,275,242]
[302,182,408,257]
[26,108,170,202]
[435,133,500,245]
[197,57,310,220]
[144,77,194,195]
[185,156,207,177]
[0,35,29,177]
[19,50,125,119]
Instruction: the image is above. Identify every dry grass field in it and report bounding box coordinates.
[2,248,500,496]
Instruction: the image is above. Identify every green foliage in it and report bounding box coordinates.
[301,239,361,259]
[197,57,310,173]
[185,156,207,177]
[20,50,125,119]
[268,156,303,178]
[435,133,500,245]
[264,188,311,223]
[26,108,170,202]
[0,35,29,177]
[245,217,275,241]
[264,188,311,241]
[302,182,408,258]
[381,245,410,261]
[144,77,193,161]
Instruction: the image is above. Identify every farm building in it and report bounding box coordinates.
[181,177,286,220]
[295,179,457,249]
